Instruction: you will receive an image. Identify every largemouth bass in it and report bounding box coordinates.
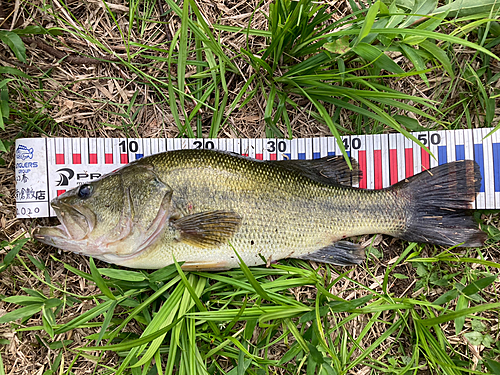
[34,149,486,270]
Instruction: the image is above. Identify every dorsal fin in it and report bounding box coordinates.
[270,156,361,186]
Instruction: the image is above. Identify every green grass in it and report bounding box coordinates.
[1,0,500,373]
[3,244,500,374]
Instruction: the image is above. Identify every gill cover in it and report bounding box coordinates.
[101,164,173,260]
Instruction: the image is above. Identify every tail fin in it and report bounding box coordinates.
[395,160,486,247]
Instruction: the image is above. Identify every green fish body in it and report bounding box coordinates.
[35,149,486,270]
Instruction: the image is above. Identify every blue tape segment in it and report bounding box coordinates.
[327,151,335,156]
[493,143,500,192]
[456,145,465,161]
[474,143,485,193]
[313,152,321,159]
[135,154,144,160]
[285,153,291,160]
[438,146,447,165]
[298,153,306,160]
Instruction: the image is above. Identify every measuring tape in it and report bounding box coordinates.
[15,127,500,218]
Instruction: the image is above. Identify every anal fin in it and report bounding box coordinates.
[181,260,231,271]
[297,241,365,266]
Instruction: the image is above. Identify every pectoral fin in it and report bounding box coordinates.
[297,241,365,266]
[172,210,241,248]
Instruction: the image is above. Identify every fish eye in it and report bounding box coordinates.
[78,184,93,199]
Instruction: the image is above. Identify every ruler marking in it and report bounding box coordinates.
[290,139,298,160]
[55,138,64,165]
[278,139,290,160]
[455,129,464,162]
[88,139,97,164]
[104,138,112,164]
[218,139,227,152]
[446,130,456,166]
[318,137,326,158]
[65,138,72,165]
[327,137,335,157]
[305,138,313,160]
[226,139,234,153]
[438,146,447,164]
[255,139,263,160]
[381,134,390,188]
[268,138,277,160]
[356,136,367,189]
[206,138,219,151]
[298,138,306,160]
[374,149,382,189]
[421,146,430,171]
[475,143,485,192]
[492,131,500,208]
[494,137,500,193]
[456,145,465,160]
[347,136,360,188]
[389,134,398,185]
[241,139,249,157]
[166,138,173,151]
[16,129,500,218]
[110,138,119,165]
[96,139,104,165]
[178,139,186,149]
[151,138,158,156]
[373,135,382,190]
[143,138,152,157]
[436,130,447,165]
[483,128,495,209]
[366,135,374,189]
[72,139,81,164]
[396,134,405,182]
[412,134,420,176]
[313,138,321,159]
[156,138,160,153]
[404,136,413,179]
[45,138,50,215]
[473,129,486,209]
[189,138,200,150]
[249,139,256,158]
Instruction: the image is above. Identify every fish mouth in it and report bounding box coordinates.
[34,200,96,252]
[33,225,89,254]
[34,225,68,242]
[50,201,95,241]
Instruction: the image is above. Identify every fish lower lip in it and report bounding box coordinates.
[34,225,69,240]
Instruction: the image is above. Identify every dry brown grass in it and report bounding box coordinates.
[0,0,499,374]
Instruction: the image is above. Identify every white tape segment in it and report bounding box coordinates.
[15,128,500,218]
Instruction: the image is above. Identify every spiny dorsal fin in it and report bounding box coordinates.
[271,156,361,186]
[172,210,241,248]
[296,241,365,266]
